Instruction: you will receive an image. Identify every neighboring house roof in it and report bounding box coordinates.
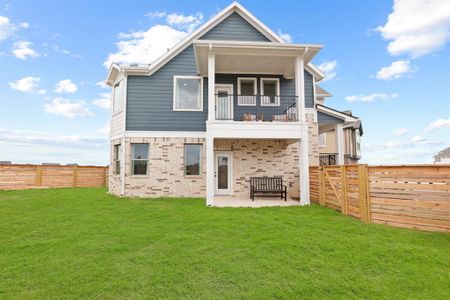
[434,147,450,159]
[105,1,324,85]
[316,104,363,135]
[316,86,332,97]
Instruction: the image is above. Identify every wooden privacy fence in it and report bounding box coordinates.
[0,164,108,190]
[309,165,450,233]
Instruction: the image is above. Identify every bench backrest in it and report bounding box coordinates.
[250,177,283,191]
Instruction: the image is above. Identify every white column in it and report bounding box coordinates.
[335,123,344,165]
[206,131,214,206]
[299,126,310,205]
[294,56,305,123]
[208,50,215,121]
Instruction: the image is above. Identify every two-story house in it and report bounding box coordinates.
[105,2,362,206]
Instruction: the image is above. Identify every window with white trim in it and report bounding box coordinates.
[113,144,121,175]
[131,143,149,175]
[173,76,203,111]
[319,133,327,148]
[184,144,202,176]
[113,80,124,113]
[237,77,257,106]
[260,78,280,106]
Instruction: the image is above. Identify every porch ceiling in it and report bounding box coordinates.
[194,40,321,79]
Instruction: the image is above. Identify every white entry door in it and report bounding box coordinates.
[215,84,233,120]
[214,151,232,195]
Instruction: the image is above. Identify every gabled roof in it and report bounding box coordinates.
[316,86,331,97]
[105,1,324,85]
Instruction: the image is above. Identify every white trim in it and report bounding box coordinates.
[214,151,233,195]
[305,63,325,82]
[260,77,280,106]
[173,75,204,112]
[112,79,124,114]
[237,77,257,106]
[124,131,206,138]
[120,76,128,196]
[208,51,215,121]
[206,132,214,206]
[207,120,304,139]
[299,126,310,205]
[335,124,344,165]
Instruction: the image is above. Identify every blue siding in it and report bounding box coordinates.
[318,111,344,124]
[126,45,208,131]
[304,71,314,108]
[200,12,270,42]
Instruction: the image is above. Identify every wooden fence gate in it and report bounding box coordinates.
[310,164,449,232]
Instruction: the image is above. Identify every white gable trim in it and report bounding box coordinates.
[146,2,284,77]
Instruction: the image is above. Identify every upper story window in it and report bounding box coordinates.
[319,133,327,148]
[113,80,124,113]
[184,144,202,176]
[173,76,203,111]
[260,78,280,106]
[237,77,257,106]
[356,129,361,157]
[131,143,149,176]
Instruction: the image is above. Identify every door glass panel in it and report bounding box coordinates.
[217,156,228,189]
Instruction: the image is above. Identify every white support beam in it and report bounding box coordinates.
[208,49,215,121]
[336,123,345,165]
[299,126,310,205]
[295,56,305,123]
[206,130,215,206]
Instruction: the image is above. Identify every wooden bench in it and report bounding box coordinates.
[250,177,287,201]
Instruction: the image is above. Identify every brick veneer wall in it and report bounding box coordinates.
[108,115,320,198]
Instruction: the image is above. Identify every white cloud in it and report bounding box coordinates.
[411,135,427,143]
[52,45,82,58]
[104,11,205,68]
[166,12,203,32]
[0,128,106,148]
[54,79,77,93]
[376,0,450,58]
[376,60,411,80]
[0,16,15,41]
[277,29,292,43]
[19,22,29,29]
[145,11,167,19]
[96,81,109,89]
[391,128,409,136]
[12,40,40,59]
[345,93,398,102]
[96,121,110,136]
[92,93,111,110]
[318,60,337,81]
[44,98,93,118]
[423,118,450,132]
[9,76,42,92]
[104,24,187,68]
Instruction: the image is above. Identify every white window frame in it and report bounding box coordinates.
[237,77,257,106]
[113,144,121,175]
[173,75,203,112]
[131,143,150,176]
[319,133,327,148]
[112,79,124,113]
[260,78,280,106]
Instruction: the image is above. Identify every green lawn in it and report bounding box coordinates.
[0,188,448,299]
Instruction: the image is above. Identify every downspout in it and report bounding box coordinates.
[120,71,128,196]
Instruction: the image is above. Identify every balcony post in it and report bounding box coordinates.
[299,125,310,205]
[295,56,305,123]
[336,123,345,165]
[206,130,214,206]
[208,48,215,121]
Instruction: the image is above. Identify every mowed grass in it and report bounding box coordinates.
[0,188,448,299]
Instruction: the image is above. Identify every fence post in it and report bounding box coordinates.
[73,165,78,187]
[103,167,107,187]
[35,165,42,187]
[358,164,370,223]
[340,165,348,215]
[319,167,326,206]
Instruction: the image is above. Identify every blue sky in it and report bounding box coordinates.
[0,0,449,165]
